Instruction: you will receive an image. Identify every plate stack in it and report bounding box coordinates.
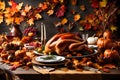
[32,55,66,67]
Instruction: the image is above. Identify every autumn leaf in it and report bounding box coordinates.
[0,1,5,10]
[99,0,107,8]
[61,18,68,25]
[27,18,34,26]
[14,17,22,25]
[0,13,3,24]
[24,4,32,12]
[35,13,42,20]
[74,14,81,22]
[110,25,117,32]
[47,9,54,16]
[80,5,86,11]
[21,10,26,16]
[16,2,23,11]
[41,2,48,10]
[8,1,17,12]
[84,23,91,30]
[55,5,66,18]
[91,0,99,8]
[52,0,59,3]
[4,8,11,14]
[5,17,14,25]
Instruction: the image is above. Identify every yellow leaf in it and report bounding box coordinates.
[16,2,23,11]
[110,25,117,32]
[35,13,42,20]
[5,17,14,25]
[74,14,81,22]
[99,0,107,7]
[0,1,5,10]
[61,18,68,25]
[47,10,54,16]
[27,18,34,26]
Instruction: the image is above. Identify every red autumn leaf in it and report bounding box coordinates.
[84,23,91,30]
[91,0,99,8]
[55,5,66,18]
[10,0,17,10]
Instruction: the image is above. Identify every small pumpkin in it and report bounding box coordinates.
[103,49,120,62]
[97,37,113,49]
[103,30,112,39]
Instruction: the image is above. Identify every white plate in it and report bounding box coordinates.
[33,50,44,56]
[35,55,65,63]
[88,45,98,48]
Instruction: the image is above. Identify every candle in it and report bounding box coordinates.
[44,24,46,40]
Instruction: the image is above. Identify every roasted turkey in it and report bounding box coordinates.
[44,33,88,55]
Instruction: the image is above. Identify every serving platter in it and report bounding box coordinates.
[65,49,98,59]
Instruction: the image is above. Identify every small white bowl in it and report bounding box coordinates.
[24,44,35,49]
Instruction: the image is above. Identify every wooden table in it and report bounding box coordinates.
[0,63,120,80]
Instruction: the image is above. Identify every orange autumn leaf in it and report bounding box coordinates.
[27,18,34,26]
[53,0,59,3]
[74,14,81,22]
[8,1,18,12]
[0,1,5,10]
[35,13,42,20]
[0,14,3,24]
[61,18,68,25]
[80,5,86,11]
[41,2,48,10]
[14,17,22,25]
[47,9,54,16]
[5,17,14,25]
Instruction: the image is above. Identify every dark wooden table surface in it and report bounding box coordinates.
[1,62,120,80]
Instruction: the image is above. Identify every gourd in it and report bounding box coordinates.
[87,37,98,45]
[103,30,112,39]
[97,37,113,49]
[103,49,120,63]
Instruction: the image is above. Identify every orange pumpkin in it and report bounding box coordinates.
[104,49,120,60]
[97,37,113,49]
[103,30,112,39]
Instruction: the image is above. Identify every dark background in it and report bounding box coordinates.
[0,0,120,40]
